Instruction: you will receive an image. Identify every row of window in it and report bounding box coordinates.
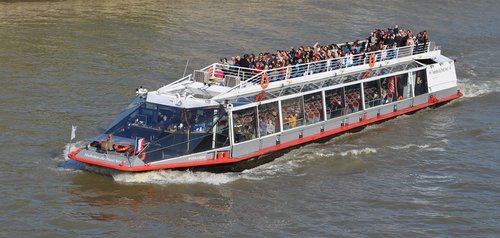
[232,69,428,143]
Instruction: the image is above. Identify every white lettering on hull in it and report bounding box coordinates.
[81,151,120,164]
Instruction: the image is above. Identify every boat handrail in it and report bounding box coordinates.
[166,42,433,95]
[218,42,432,92]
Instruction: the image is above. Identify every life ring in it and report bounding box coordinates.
[254,91,266,102]
[363,70,371,79]
[368,54,376,68]
[207,66,214,78]
[261,73,270,89]
[113,144,131,153]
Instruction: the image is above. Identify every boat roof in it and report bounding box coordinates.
[148,42,441,108]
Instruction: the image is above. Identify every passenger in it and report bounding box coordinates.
[381,89,388,104]
[219,25,428,84]
[239,54,250,68]
[288,113,297,128]
[259,117,267,137]
[230,56,237,66]
[159,115,169,129]
[267,119,275,135]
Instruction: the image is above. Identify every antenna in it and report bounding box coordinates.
[182,59,190,77]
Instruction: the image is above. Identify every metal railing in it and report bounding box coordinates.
[168,42,432,92]
[240,42,430,88]
[219,42,431,91]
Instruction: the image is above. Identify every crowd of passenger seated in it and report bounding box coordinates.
[233,113,256,142]
[304,96,323,124]
[219,25,430,73]
[282,102,303,130]
[344,88,362,114]
[326,93,344,118]
[258,107,279,136]
[363,75,408,109]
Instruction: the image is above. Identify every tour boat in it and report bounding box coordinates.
[68,39,462,172]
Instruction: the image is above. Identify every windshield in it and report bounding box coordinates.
[106,102,221,138]
[104,102,230,162]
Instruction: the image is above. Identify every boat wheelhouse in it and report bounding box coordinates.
[69,40,462,172]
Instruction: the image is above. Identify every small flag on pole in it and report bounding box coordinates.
[134,137,145,154]
[71,125,77,141]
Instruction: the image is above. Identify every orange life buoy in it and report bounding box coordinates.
[363,70,371,79]
[368,54,376,68]
[207,66,214,78]
[254,91,266,102]
[260,73,270,89]
[113,144,131,153]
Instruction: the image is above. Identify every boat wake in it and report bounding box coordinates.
[111,145,322,185]
[56,137,432,186]
[388,139,448,152]
[339,147,377,157]
[389,144,430,150]
[112,170,240,185]
[55,141,311,184]
[314,147,378,157]
[458,77,500,98]
[54,142,88,172]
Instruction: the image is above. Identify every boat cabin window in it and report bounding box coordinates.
[378,73,411,104]
[233,107,257,143]
[344,84,361,114]
[214,112,230,148]
[364,80,382,108]
[282,96,304,130]
[304,92,324,125]
[325,88,345,119]
[104,103,228,162]
[380,76,397,104]
[257,101,280,137]
[396,73,410,100]
[414,69,428,96]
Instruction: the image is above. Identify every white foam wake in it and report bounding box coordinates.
[458,77,500,98]
[339,147,377,157]
[389,144,430,150]
[111,156,307,185]
[112,170,240,185]
[389,143,445,152]
[55,142,87,171]
[111,145,323,185]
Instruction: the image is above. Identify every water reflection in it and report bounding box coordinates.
[66,172,234,223]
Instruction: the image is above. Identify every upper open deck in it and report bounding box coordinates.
[153,41,438,106]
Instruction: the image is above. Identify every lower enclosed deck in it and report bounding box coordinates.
[69,86,462,172]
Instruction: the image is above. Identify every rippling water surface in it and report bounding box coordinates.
[1,0,499,237]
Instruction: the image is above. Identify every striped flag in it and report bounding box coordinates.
[134,137,145,154]
[70,125,77,141]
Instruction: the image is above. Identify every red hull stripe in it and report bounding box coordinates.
[68,93,461,172]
